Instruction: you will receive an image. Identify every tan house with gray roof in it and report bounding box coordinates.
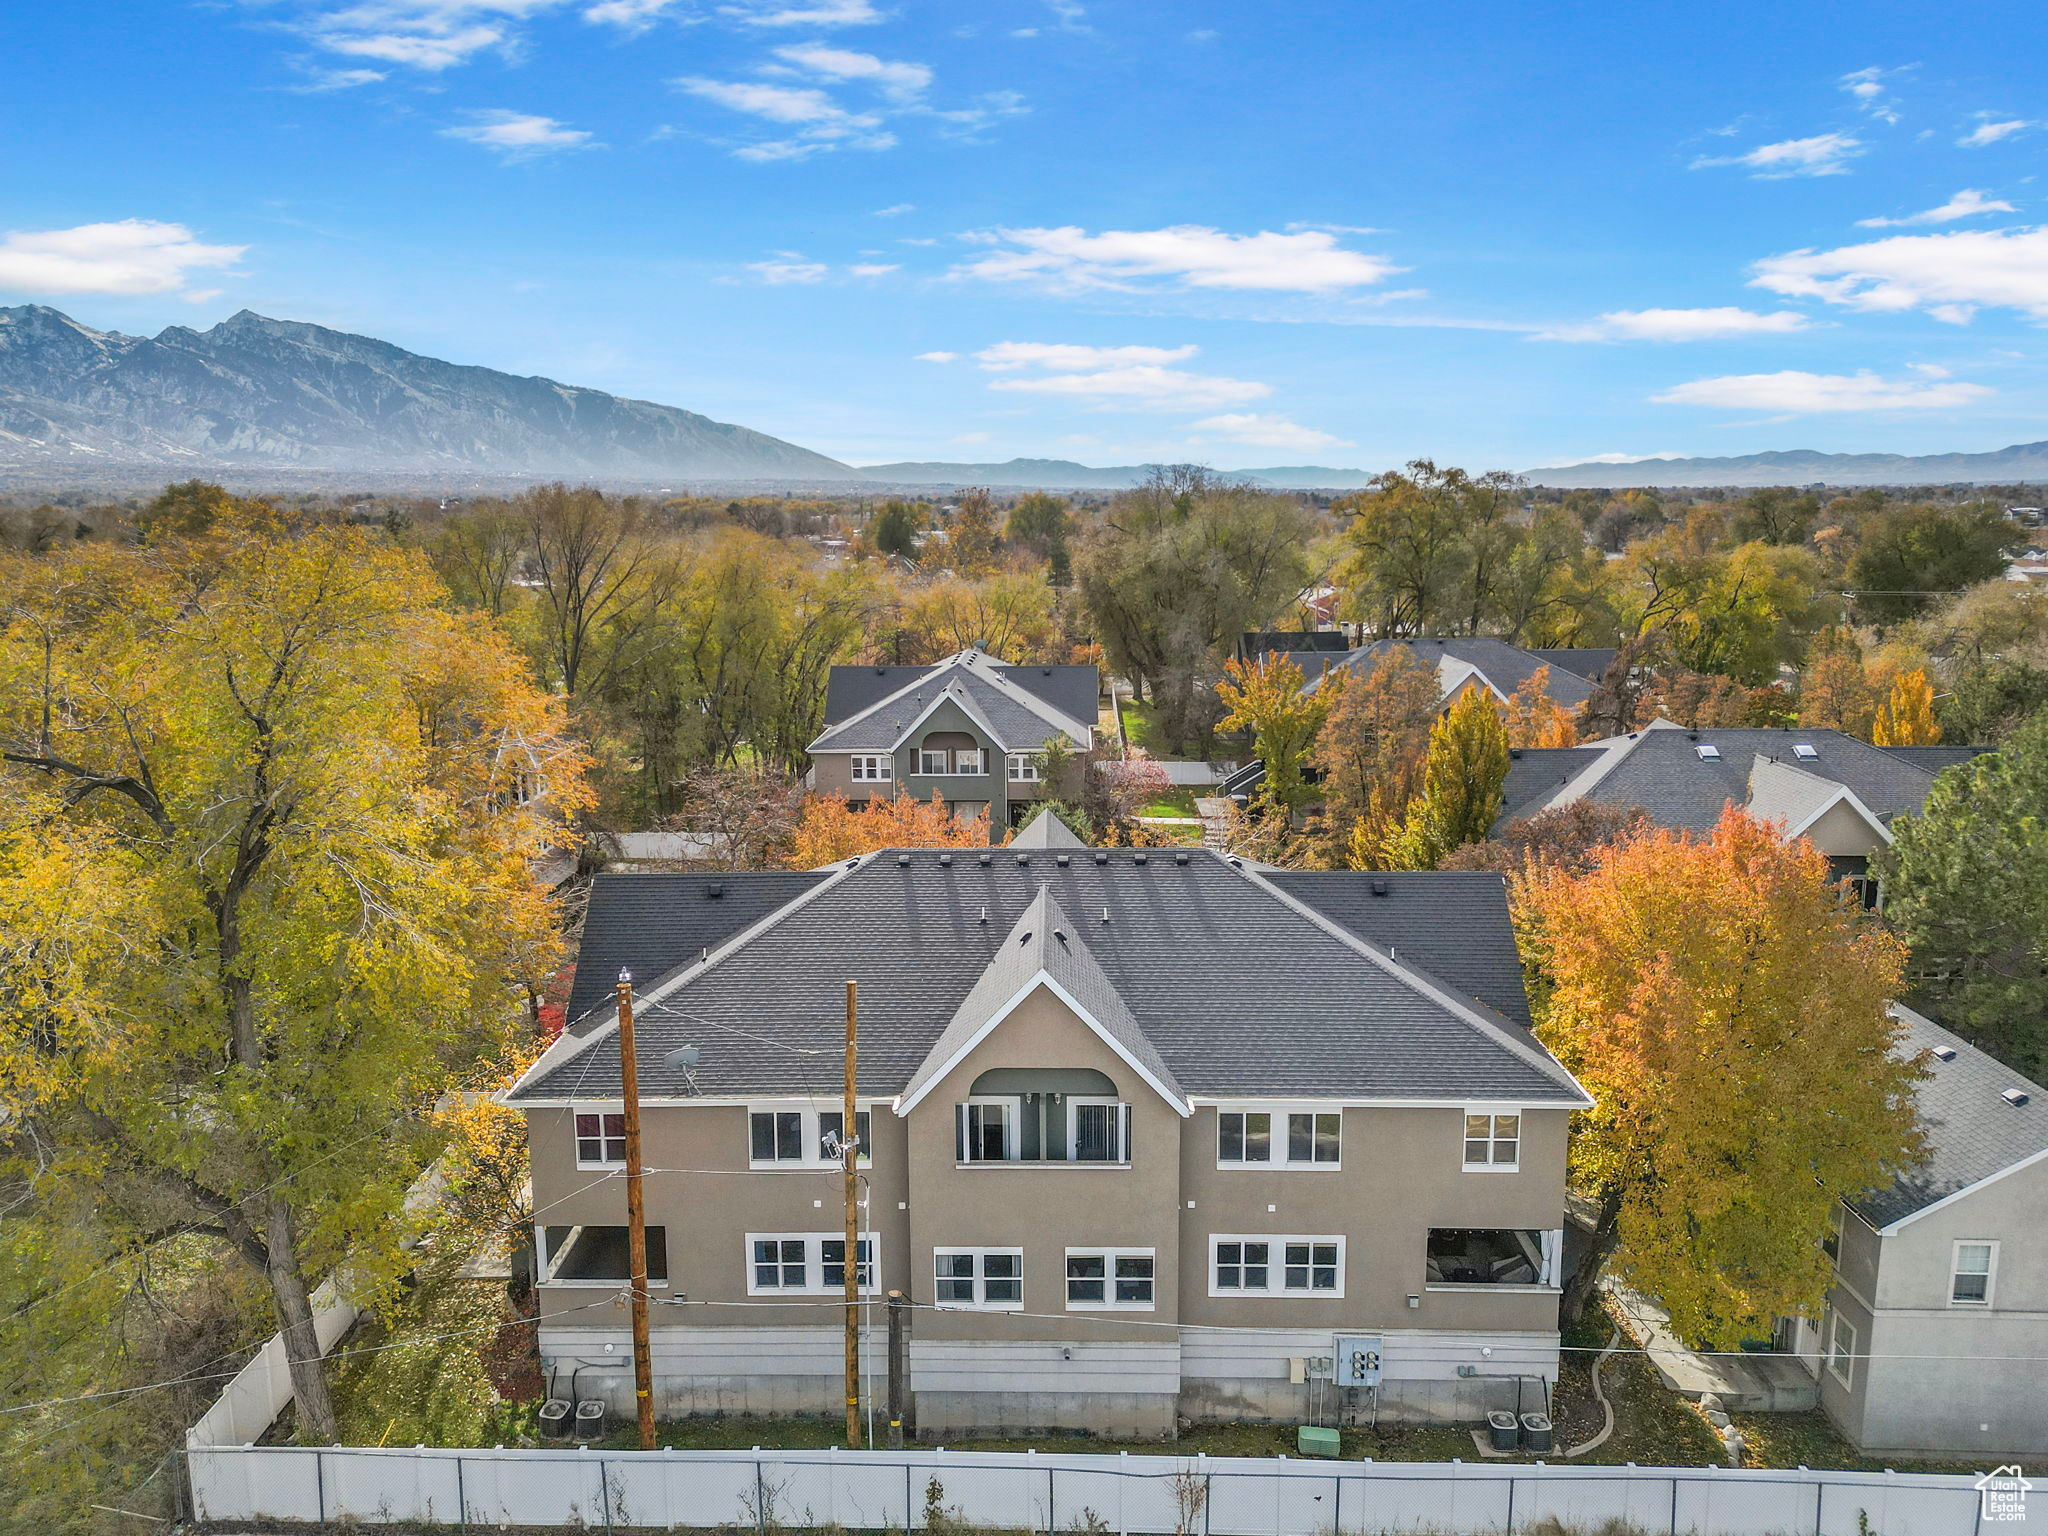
[505,813,1589,1438]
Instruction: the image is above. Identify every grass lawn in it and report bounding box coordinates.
[326,1249,537,1448]
[1139,788,1199,819]
[1117,698,1181,759]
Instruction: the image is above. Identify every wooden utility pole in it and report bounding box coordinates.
[885,1290,909,1448]
[842,978,862,1449]
[615,970,656,1452]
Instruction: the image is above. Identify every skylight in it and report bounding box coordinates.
[1794,743,1819,760]
[1695,744,1721,761]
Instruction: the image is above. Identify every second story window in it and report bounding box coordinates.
[1007,753,1042,782]
[1950,1241,1996,1306]
[957,1098,1015,1161]
[850,755,892,782]
[1463,1112,1520,1170]
[1065,1248,1154,1310]
[934,1248,1023,1309]
[1217,1107,1341,1168]
[573,1109,627,1168]
[746,1232,878,1295]
[1211,1235,1344,1296]
[750,1103,872,1168]
[956,1081,1130,1164]
[954,748,987,775]
[919,748,950,775]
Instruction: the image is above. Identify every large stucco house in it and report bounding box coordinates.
[807,648,1098,830]
[504,811,1590,1438]
[1784,1003,2048,1458]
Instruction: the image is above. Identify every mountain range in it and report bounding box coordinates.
[1,305,2043,492]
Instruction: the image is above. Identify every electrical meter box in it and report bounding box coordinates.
[1332,1334,1383,1388]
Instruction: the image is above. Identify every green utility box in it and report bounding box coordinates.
[1296,1425,1341,1458]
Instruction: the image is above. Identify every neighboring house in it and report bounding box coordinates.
[1498,721,1987,903]
[808,648,1099,830]
[505,811,1590,1438]
[1223,638,1614,804]
[1784,1004,2048,1458]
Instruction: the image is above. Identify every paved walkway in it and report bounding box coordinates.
[1194,797,1234,850]
[1607,1285,1817,1412]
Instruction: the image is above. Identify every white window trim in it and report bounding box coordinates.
[954,748,987,776]
[1007,752,1042,783]
[746,1101,875,1170]
[535,1223,671,1290]
[933,1246,1025,1311]
[744,1231,882,1297]
[1826,1308,1857,1387]
[1948,1239,1998,1308]
[1066,1096,1130,1163]
[1064,1246,1158,1311]
[1207,1234,1346,1299]
[1461,1108,1522,1173]
[957,1095,1020,1163]
[849,754,893,783]
[1214,1104,1343,1170]
[571,1102,627,1170]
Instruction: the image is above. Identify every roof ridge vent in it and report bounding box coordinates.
[939,852,953,867]
[1092,851,1108,865]
[1056,854,1071,867]
[896,853,911,866]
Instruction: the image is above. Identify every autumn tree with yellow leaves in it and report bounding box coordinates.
[0,511,588,1449]
[1218,652,1331,818]
[1521,809,1923,1343]
[1872,667,1942,746]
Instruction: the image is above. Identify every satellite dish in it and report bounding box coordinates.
[665,1045,701,1071]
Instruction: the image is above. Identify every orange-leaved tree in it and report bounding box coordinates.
[1521,808,1923,1345]
[1503,665,1579,749]
[786,790,993,866]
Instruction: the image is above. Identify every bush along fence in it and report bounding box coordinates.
[185,1445,2030,1534]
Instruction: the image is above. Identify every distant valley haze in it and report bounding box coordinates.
[3,304,2045,493]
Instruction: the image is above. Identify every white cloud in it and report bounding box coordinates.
[0,219,245,297]
[953,224,1403,293]
[1188,413,1351,451]
[679,78,844,123]
[1690,131,1863,178]
[1838,65,1908,123]
[915,351,960,362]
[320,22,506,67]
[1541,451,1689,466]
[848,262,899,276]
[1857,188,2016,227]
[1959,116,2032,147]
[962,339,1272,411]
[441,110,594,158]
[873,203,916,217]
[746,257,830,284]
[974,341,1200,370]
[1652,369,1992,413]
[286,64,390,90]
[584,0,675,25]
[1535,307,1814,343]
[773,43,929,100]
[1750,225,2048,322]
[719,0,881,24]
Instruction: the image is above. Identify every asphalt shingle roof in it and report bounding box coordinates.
[1855,1003,2048,1229]
[810,653,1091,754]
[1263,869,1534,1028]
[821,657,1098,733]
[1302,638,1601,708]
[1502,724,1956,831]
[561,871,829,1030]
[512,848,1582,1108]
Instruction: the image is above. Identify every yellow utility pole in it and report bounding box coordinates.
[615,970,656,1452]
[843,978,862,1449]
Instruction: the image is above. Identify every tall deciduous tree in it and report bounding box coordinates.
[1311,648,1439,844]
[1872,668,1941,746]
[1524,810,1921,1343]
[786,791,993,866]
[1217,653,1330,817]
[1384,687,1510,869]
[1848,503,2015,626]
[0,516,587,1443]
[1798,626,1879,736]
[1503,665,1579,748]
[1879,713,2048,1077]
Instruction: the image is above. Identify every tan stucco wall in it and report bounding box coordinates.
[1797,800,1888,860]
[903,985,1184,1343]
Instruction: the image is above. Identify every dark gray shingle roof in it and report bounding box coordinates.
[1263,870,1533,1028]
[562,872,829,1030]
[1304,638,1599,708]
[512,849,1583,1107]
[823,659,1098,731]
[1507,724,1951,832]
[1499,747,1606,825]
[1855,1004,2048,1229]
[810,654,1090,753]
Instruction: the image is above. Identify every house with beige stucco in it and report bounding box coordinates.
[504,810,1590,1439]
[807,648,1098,831]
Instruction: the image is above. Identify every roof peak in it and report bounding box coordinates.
[1011,808,1089,848]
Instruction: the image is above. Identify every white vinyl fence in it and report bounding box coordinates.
[187,1445,2030,1534]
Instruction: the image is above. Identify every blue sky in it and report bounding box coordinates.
[4,0,2047,470]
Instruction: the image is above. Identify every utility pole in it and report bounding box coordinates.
[842,978,862,1449]
[616,970,656,1452]
[886,1290,909,1448]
